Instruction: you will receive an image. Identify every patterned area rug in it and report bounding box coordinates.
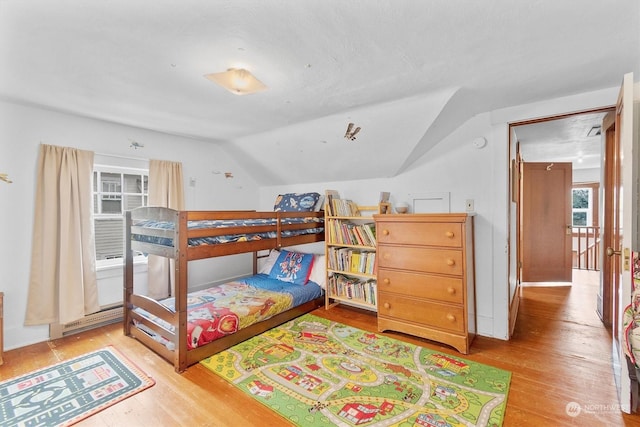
[0,346,154,426]
[201,314,511,426]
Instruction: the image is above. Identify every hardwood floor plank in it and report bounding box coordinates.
[1,271,640,426]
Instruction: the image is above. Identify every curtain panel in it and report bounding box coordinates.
[25,144,100,326]
[148,159,185,299]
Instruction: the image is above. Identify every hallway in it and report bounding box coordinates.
[508,269,639,424]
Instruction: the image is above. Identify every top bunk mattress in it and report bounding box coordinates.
[132,216,324,247]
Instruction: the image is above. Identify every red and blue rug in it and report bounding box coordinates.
[0,346,154,426]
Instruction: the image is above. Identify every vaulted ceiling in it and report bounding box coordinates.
[1,1,638,184]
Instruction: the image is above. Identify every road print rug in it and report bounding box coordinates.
[201,314,510,426]
[0,346,155,426]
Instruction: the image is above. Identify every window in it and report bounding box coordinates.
[93,164,148,265]
[572,187,592,226]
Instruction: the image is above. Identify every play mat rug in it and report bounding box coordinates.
[201,313,511,427]
[0,346,155,427]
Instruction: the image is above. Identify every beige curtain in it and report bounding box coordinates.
[25,144,100,326]
[148,159,184,299]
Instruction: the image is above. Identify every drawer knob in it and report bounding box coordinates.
[446,259,455,266]
[447,287,456,295]
[384,253,391,260]
[382,229,390,236]
[383,278,390,285]
[446,313,456,322]
[446,231,455,238]
[383,302,391,309]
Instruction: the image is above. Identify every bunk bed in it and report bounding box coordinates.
[124,206,325,372]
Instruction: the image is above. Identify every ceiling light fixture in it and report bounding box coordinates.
[344,122,361,141]
[204,68,267,95]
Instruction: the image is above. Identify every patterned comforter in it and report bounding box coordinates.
[135,275,324,350]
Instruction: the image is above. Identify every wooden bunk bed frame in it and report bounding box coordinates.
[123,207,325,372]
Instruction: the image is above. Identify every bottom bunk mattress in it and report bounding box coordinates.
[134,274,324,350]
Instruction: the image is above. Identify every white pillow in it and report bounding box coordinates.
[258,249,281,274]
[308,254,327,289]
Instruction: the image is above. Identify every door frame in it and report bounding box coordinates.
[507,106,615,337]
[599,111,617,326]
[611,73,637,413]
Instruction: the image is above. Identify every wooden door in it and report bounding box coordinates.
[610,72,637,413]
[599,111,617,326]
[521,162,573,282]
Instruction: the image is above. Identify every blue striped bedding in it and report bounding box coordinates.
[132,217,323,247]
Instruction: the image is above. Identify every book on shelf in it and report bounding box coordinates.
[324,190,339,216]
[350,252,361,273]
[324,190,362,217]
[333,199,360,216]
[328,248,376,275]
[325,189,391,217]
[362,223,376,246]
[327,219,376,247]
[328,273,377,306]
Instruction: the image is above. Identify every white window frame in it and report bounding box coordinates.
[572,187,593,227]
[93,163,149,269]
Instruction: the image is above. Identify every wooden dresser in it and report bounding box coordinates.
[374,213,476,354]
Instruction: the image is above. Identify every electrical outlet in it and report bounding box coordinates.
[465,199,474,212]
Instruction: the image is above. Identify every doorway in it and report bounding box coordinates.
[509,107,615,320]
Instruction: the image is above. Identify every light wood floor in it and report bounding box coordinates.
[3,273,640,426]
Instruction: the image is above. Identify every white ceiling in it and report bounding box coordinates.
[1,1,638,184]
[515,111,610,171]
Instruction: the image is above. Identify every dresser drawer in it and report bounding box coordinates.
[378,245,463,276]
[378,293,464,333]
[377,268,463,304]
[377,221,462,247]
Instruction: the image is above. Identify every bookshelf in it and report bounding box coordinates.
[324,190,388,312]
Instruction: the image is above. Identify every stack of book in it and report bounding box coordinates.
[328,274,377,306]
[326,219,376,247]
[331,198,360,216]
[328,248,376,275]
[324,190,360,216]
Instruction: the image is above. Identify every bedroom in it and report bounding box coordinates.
[0,1,639,425]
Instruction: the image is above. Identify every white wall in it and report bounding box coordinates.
[261,86,621,341]
[573,167,601,183]
[259,112,507,338]
[0,99,261,350]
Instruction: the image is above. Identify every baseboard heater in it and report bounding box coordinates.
[49,306,123,339]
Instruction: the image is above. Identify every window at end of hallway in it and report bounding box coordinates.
[572,187,592,226]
